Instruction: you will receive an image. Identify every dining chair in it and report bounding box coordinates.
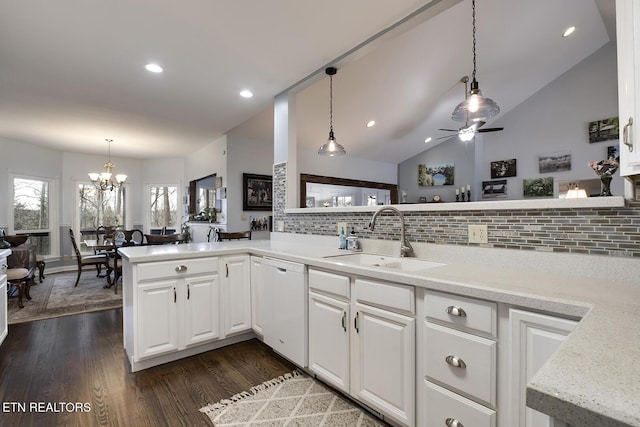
[207,227,220,242]
[106,229,143,293]
[144,233,188,245]
[69,228,109,287]
[216,230,252,241]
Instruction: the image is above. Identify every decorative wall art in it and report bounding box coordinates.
[418,163,455,187]
[523,177,554,198]
[588,117,619,143]
[538,151,571,173]
[243,173,273,211]
[482,180,508,198]
[607,145,620,160]
[249,215,272,231]
[490,159,517,178]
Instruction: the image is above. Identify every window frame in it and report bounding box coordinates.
[145,183,182,234]
[8,171,59,259]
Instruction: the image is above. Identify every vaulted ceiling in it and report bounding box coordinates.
[0,0,615,164]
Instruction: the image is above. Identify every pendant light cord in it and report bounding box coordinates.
[471,0,477,83]
[329,74,334,133]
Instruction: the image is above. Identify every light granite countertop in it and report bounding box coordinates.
[119,237,640,427]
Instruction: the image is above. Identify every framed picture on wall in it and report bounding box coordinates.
[482,180,508,198]
[588,117,619,143]
[607,145,620,160]
[418,163,455,186]
[490,159,517,178]
[538,150,571,173]
[243,173,272,211]
[523,177,554,198]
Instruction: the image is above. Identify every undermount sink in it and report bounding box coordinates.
[324,253,445,272]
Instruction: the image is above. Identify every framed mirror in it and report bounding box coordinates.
[189,173,221,215]
[300,174,398,208]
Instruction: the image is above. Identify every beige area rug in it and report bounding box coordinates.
[200,370,387,426]
[7,270,122,324]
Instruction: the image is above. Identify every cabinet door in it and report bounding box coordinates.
[352,303,415,427]
[0,274,7,346]
[617,0,640,177]
[222,255,251,336]
[309,291,350,393]
[510,309,577,427]
[137,279,180,359]
[184,273,220,347]
[250,256,264,336]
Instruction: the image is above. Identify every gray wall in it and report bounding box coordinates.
[398,42,623,201]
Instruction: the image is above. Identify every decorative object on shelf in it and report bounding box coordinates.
[482,180,507,198]
[88,139,127,191]
[490,159,517,178]
[418,163,455,186]
[431,195,442,203]
[588,117,619,143]
[538,150,572,173]
[467,185,471,201]
[523,177,554,198]
[243,173,272,211]
[451,0,500,123]
[589,157,619,196]
[607,145,620,161]
[565,183,588,198]
[318,67,346,156]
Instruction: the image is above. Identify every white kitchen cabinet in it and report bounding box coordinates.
[617,0,640,179]
[124,256,222,371]
[262,257,307,367]
[509,309,577,427]
[220,254,251,336]
[308,290,350,393]
[250,256,264,336]
[352,302,415,427]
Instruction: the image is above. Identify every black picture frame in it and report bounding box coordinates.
[490,159,517,178]
[243,173,273,211]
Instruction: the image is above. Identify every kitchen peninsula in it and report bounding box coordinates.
[119,215,640,427]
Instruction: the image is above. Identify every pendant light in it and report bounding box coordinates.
[318,67,346,156]
[451,0,500,122]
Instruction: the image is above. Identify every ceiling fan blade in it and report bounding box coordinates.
[436,134,457,140]
[438,128,459,132]
[477,127,504,133]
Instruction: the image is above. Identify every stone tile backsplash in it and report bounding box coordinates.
[274,163,640,257]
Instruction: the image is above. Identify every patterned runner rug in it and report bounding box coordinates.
[7,270,122,324]
[200,370,387,426]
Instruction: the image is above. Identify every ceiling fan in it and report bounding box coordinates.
[437,76,504,141]
[437,120,504,141]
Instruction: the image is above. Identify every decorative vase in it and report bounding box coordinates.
[600,176,613,196]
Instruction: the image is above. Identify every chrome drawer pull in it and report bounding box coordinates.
[445,355,467,368]
[445,418,464,427]
[175,265,187,272]
[623,117,633,152]
[445,305,467,317]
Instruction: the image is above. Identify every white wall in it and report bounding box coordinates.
[398,42,623,200]
[298,148,397,184]
[226,133,274,237]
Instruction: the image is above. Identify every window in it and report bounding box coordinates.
[332,195,353,207]
[10,174,58,257]
[149,185,179,232]
[77,183,126,252]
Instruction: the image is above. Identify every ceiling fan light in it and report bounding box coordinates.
[458,129,475,142]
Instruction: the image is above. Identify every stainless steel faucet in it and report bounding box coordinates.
[368,206,414,257]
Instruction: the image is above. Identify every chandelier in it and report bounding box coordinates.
[88,139,127,191]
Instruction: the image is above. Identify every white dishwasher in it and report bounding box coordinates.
[262,257,308,368]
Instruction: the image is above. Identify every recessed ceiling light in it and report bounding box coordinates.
[366,120,376,128]
[145,63,163,73]
[562,26,576,37]
[424,137,432,143]
[240,90,253,98]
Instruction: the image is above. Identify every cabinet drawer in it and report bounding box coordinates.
[425,322,496,407]
[355,278,414,314]
[425,290,496,337]
[309,268,349,299]
[137,257,218,281]
[424,380,495,427]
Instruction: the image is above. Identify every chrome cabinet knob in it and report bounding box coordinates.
[446,305,467,317]
[445,355,467,369]
[175,265,187,272]
[445,417,464,427]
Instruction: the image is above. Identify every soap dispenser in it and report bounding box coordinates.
[339,227,347,250]
[347,227,359,251]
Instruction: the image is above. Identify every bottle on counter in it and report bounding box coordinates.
[339,227,347,250]
[347,227,359,251]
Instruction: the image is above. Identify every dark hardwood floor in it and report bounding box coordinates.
[0,309,296,426]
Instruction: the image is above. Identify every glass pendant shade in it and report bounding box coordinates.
[88,139,127,191]
[318,130,346,156]
[452,81,500,122]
